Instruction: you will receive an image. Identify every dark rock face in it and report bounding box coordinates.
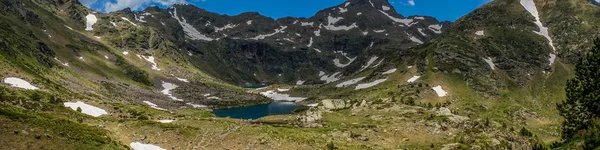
[112,1,451,86]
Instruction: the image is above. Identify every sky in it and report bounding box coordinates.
[80,0,492,21]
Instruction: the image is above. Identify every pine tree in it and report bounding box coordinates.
[557,38,600,138]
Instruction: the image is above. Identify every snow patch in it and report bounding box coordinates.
[161,81,183,101]
[307,103,319,107]
[520,0,557,61]
[320,72,342,83]
[122,51,129,55]
[260,91,307,102]
[207,96,221,100]
[321,15,358,31]
[157,120,175,123]
[307,37,314,47]
[143,101,167,111]
[187,103,207,108]
[406,32,423,44]
[333,51,357,68]
[313,48,322,53]
[251,26,287,40]
[64,101,108,117]
[432,85,447,97]
[382,68,397,75]
[549,53,556,66]
[483,57,495,70]
[428,24,443,34]
[246,20,253,25]
[214,24,238,32]
[64,25,73,31]
[336,77,366,88]
[407,76,420,83]
[314,29,321,37]
[382,6,391,11]
[357,12,362,16]
[301,22,314,27]
[475,30,485,36]
[414,17,425,20]
[176,77,189,83]
[170,7,213,41]
[379,10,414,26]
[374,29,385,33]
[360,56,379,71]
[345,2,351,7]
[130,142,165,150]
[85,14,97,31]
[418,28,427,36]
[339,7,348,13]
[296,80,305,85]
[3,77,38,90]
[355,78,387,90]
[121,17,137,26]
[277,88,290,92]
[141,56,160,71]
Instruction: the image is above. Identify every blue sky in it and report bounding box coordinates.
[80,0,491,21]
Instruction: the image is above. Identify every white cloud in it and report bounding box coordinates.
[407,0,415,6]
[79,0,98,7]
[104,0,187,12]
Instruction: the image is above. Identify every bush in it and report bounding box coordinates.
[520,127,532,137]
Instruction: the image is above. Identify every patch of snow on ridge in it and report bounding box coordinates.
[170,7,213,41]
[336,77,366,88]
[143,101,167,111]
[339,7,348,13]
[320,72,342,83]
[64,101,108,117]
[360,56,379,71]
[85,14,97,31]
[130,142,166,150]
[382,68,397,75]
[296,80,305,85]
[357,12,362,16]
[260,90,307,102]
[432,85,447,97]
[187,103,207,108]
[247,20,253,25]
[322,15,358,31]
[161,81,183,101]
[418,28,427,36]
[141,56,160,71]
[483,57,495,70]
[121,17,137,26]
[345,2,351,7]
[355,78,387,90]
[307,37,313,47]
[407,76,420,83]
[214,24,238,32]
[251,26,287,40]
[382,6,391,11]
[379,10,414,26]
[520,0,557,65]
[301,22,314,26]
[3,77,38,90]
[428,24,442,34]
[314,29,321,36]
[333,51,357,68]
[406,32,423,44]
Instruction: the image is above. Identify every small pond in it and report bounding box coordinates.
[212,102,306,120]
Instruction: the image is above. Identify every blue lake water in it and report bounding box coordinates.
[212,102,306,120]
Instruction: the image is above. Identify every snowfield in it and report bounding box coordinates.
[355,78,387,90]
[251,26,287,40]
[130,142,165,150]
[260,90,307,102]
[320,72,342,83]
[64,101,108,117]
[3,77,38,90]
[360,56,379,71]
[85,14,97,31]
[406,32,423,44]
[121,17,137,26]
[428,24,442,34]
[161,81,183,101]
[432,85,447,97]
[336,77,366,88]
